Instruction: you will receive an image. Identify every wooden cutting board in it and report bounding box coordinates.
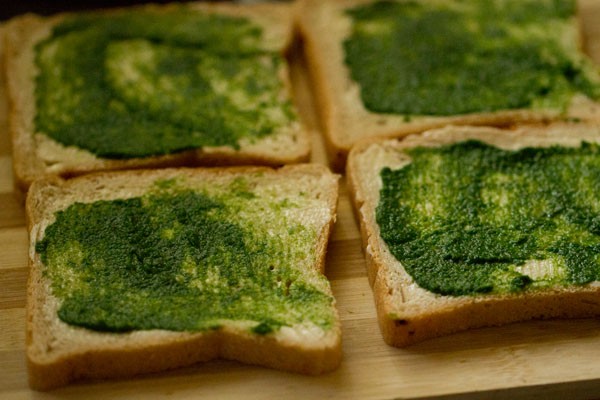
[2,2,600,398]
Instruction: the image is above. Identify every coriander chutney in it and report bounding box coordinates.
[34,9,296,158]
[344,0,600,116]
[376,140,600,296]
[35,179,336,334]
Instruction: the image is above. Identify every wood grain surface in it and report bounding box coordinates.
[2,2,600,398]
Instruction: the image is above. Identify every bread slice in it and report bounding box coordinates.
[347,122,600,347]
[5,1,309,196]
[298,0,600,170]
[25,163,341,390]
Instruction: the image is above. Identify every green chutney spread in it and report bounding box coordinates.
[376,140,600,296]
[344,0,600,116]
[34,8,296,158]
[35,178,335,334]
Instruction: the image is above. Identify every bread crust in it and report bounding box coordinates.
[26,164,341,390]
[347,122,600,347]
[298,0,600,171]
[5,2,310,196]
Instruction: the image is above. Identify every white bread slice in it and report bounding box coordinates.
[26,163,341,390]
[5,1,310,196]
[347,122,600,347]
[298,0,600,170]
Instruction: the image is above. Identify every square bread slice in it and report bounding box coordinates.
[5,1,310,195]
[26,164,341,390]
[298,0,600,170]
[347,122,600,347]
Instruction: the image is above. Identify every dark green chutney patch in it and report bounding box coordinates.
[34,9,296,158]
[376,140,600,296]
[344,0,600,116]
[35,181,335,334]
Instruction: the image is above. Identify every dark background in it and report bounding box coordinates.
[0,1,212,21]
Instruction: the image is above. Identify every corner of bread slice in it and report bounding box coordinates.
[348,122,600,347]
[192,0,312,167]
[25,165,341,390]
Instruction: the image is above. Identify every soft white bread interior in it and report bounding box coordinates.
[298,0,600,170]
[26,164,341,390]
[5,1,310,195]
[347,122,600,347]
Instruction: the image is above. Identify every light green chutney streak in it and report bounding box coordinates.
[35,178,336,334]
[34,9,296,158]
[344,0,600,116]
[376,141,600,296]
